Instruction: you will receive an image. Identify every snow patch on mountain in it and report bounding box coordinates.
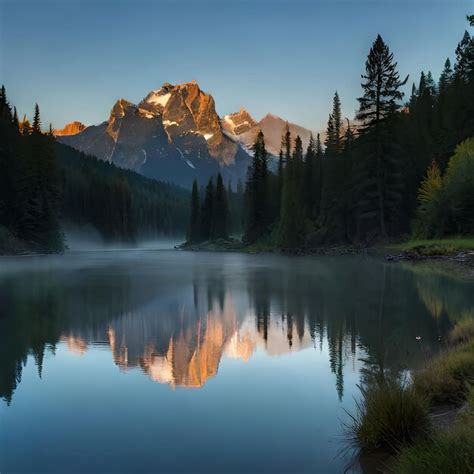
[163,119,179,127]
[145,92,171,108]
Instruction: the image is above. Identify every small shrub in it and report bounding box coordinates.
[413,343,474,406]
[347,380,430,452]
[414,138,474,237]
[395,427,474,473]
[395,390,474,474]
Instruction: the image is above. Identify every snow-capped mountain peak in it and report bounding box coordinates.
[57,81,250,188]
[222,110,313,157]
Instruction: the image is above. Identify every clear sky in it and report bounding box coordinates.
[1,0,472,133]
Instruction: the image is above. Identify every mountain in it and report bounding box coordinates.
[57,81,250,189]
[54,121,86,136]
[222,109,313,157]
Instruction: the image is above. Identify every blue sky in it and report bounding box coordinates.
[1,0,472,132]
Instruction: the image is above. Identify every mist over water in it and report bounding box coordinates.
[0,250,473,473]
[63,222,184,252]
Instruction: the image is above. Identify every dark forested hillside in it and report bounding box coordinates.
[0,91,189,254]
[58,143,189,240]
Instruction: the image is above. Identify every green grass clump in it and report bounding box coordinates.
[394,390,474,474]
[347,380,430,452]
[449,319,474,346]
[413,340,474,406]
[391,237,474,256]
[349,324,474,472]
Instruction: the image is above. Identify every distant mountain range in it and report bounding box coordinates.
[222,108,313,157]
[56,81,313,188]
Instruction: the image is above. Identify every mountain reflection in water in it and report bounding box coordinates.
[62,291,318,390]
[1,251,473,405]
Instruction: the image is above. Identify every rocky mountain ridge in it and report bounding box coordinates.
[57,81,313,188]
[222,109,313,157]
[54,121,86,136]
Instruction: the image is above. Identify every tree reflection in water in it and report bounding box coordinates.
[0,253,472,405]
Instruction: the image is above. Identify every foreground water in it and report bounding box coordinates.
[1,250,473,473]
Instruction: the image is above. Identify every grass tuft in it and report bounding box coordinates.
[389,237,474,256]
[394,390,474,474]
[413,340,474,406]
[449,319,474,346]
[346,379,430,453]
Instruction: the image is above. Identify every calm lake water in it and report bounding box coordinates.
[1,250,473,473]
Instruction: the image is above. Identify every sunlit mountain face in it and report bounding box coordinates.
[1,251,472,405]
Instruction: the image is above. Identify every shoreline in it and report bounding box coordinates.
[348,320,474,473]
[176,238,474,272]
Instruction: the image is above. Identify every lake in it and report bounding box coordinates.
[1,250,473,473]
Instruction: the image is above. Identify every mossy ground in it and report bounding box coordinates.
[389,237,474,256]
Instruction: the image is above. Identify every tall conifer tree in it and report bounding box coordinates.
[188,179,201,242]
[355,34,407,238]
[32,104,41,134]
[212,173,228,239]
[243,130,268,243]
[201,177,215,241]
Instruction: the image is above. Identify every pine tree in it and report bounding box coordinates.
[439,58,453,92]
[201,177,215,241]
[236,178,244,231]
[325,113,334,149]
[283,122,291,162]
[279,135,306,248]
[357,35,407,128]
[408,83,418,112]
[12,107,19,131]
[438,59,455,136]
[454,31,474,81]
[313,133,324,219]
[276,124,291,221]
[277,147,284,216]
[32,104,41,134]
[0,86,15,229]
[418,71,438,135]
[327,91,342,153]
[0,85,12,121]
[187,179,201,242]
[342,120,355,240]
[243,130,268,243]
[212,173,228,239]
[355,34,407,238]
[304,134,316,218]
[321,92,346,229]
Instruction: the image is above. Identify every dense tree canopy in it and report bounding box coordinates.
[0,92,189,253]
[235,15,474,248]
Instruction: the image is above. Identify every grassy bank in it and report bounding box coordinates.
[179,236,474,258]
[348,320,474,473]
[388,237,474,257]
[395,389,474,473]
[178,237,371,256]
